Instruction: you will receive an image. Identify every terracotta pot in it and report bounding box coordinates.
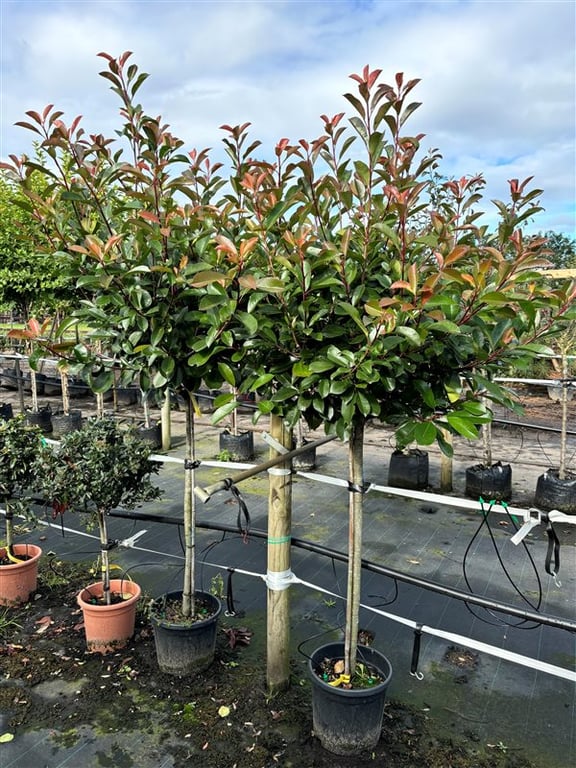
[77,578,141,653]
[0,543,42,606]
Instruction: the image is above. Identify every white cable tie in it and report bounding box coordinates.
[265,569,294,591]
[510,518,540,545]
[261,432,290,454]
[267,467,292,476]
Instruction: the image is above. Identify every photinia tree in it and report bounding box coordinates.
[217,68,576,679]
[0,52,270,619]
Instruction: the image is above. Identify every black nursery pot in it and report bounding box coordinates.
[25,406,52,434]
[465,462,512,502]
[388,449,429,490]
[308,643,392,755]
[150,590,222,677]
[534,469,576,515]
[51,410,83,439]
[219,429,254,461]
[0,402,13,421]
[137,423,162,449]
[292,440,317,471]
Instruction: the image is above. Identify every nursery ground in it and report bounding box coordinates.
[0,384,575,768]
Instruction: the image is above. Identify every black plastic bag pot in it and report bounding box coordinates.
[137,423,162,449]
[465,462,512,501]
[292,441,317,471]
[308,642,392,755]
[25,405,52,434]
[150,590,222,676]
[43,376,62,397]
[534,470,576,515]
[51,410,83,439]
[388,449,429,490]
[0,402,13,421]
[219,429,254,461]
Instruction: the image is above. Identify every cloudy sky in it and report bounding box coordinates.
[1,0,574,235]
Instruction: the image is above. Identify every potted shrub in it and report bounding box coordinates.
[465,417,512,501]
[218,387,254,462]
[36,417,162,651]
[8,321,52,433]
[387,432,430,491]
[534,326,576,513]
[0,415,43,605]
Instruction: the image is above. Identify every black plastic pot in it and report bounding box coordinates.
[292,440,317,471]
[116,387,139,406]
[51,410,83,439]
[465,462,512,501]
[150,590,222,676]
[0,366,21,390]
[308,642,392,755]
[219,429,254,461]
[0,402,14,421]
[25,406,52,434]
[195,389,215,414]
[43,376,62,397]
[388,449,429,490]
[534,469,576,515]
[137,423,162,449]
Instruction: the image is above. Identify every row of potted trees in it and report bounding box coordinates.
[1,51,575,755]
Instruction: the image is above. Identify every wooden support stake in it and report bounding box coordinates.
[440,429,453,492]
[161,390,172,451]
[266,414,292,695]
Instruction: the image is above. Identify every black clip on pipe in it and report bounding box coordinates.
[410,623,424,680]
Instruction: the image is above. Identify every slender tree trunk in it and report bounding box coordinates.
[182,392,196,617]
[61,368,70,416]
[98,509,111,606]
[559,354,568,480]
[30,368,39,413]
[266,414,293,695]
[344,417,365,678]
[440,428,453,492]
[162,390,171,451]
[5,502,14,551]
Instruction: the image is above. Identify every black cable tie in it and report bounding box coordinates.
[184,459,201,470]
[543,514,561,578]
[226,568,236,616]
[100,539,118,552]
[411,623,423,677]
[347,481,370,494]
[229,483,250,541]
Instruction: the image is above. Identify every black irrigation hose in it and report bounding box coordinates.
[107,508,576,633]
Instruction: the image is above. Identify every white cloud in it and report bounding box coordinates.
[1,0,574,235]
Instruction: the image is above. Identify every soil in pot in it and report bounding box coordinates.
[308,642,393,755]
[0,543,42,606]
[77,578,141,653]
[219,429,254,461]
[388,449,429,490]
[534,469,576,514]
[465,461,512,501]
[150,590,222,676]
